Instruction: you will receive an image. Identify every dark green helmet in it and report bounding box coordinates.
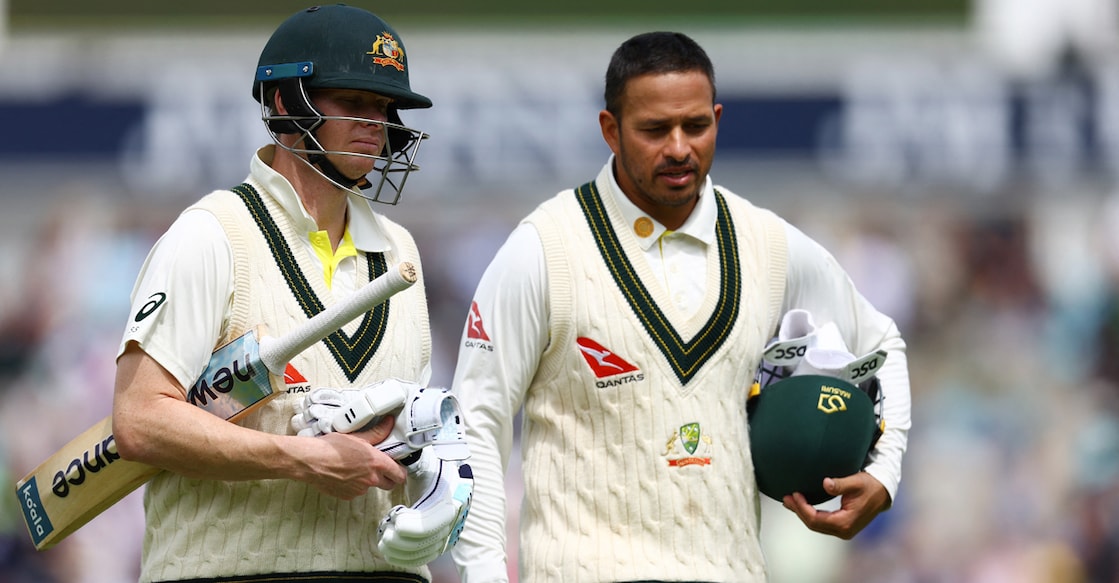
[748,375,882,505]
[253,4,431,109]
[251,4,431,204]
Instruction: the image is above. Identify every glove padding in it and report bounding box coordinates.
[751,309,818,396]
[752,309,886,390]
[750,310,887,433]
[375,385,470,462]
[290,378,412,439]
[378,447,474,567]
[291,379,469,462]
[791,320,887,386]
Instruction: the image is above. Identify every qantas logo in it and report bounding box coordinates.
[464,301,494,352]
[577,338,643,388]
[284,364,307,384]
[577,337,637,376]
[284,363,312,394]
[466,302,491,341]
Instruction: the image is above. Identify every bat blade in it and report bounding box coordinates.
[15,261,417,550]
[16,417,158,550]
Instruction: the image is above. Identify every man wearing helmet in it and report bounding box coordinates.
[111,5,460,582]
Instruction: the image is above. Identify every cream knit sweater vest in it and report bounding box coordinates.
[519,177,786,582]
[138,180,431,582]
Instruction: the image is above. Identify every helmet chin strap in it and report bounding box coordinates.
[306,150,373,191]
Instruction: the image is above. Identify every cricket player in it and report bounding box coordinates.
[450,31,912,582]
[111,5,466,582]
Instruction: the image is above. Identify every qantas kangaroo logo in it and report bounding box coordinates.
[464,301,494,352]
[577,337,638,378]
[467,301,491,341]
[284,364,308,385]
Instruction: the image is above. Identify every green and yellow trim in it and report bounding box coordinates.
[574,181,741,384]
[231,183,389,382]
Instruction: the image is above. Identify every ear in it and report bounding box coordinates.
[599,109,620,155]
[273,87,289,116]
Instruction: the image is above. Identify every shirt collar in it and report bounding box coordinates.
[250,145,393,253]
[599,155,718,251]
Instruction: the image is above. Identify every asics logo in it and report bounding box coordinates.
[134,292,167,322]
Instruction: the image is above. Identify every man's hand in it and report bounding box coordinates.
[297,416,407,500]
[782,471,891,539]
[292,380,469,462]
[378,447,474,567]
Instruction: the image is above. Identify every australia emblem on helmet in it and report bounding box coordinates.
[368,32,406,71]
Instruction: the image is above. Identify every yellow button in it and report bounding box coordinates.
[634,217,654,238]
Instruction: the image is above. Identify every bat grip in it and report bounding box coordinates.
[258,261,417,374]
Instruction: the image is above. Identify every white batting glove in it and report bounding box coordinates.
[292,379,469,463]
[290,378,412,438]
[377,385,470,462]
[378,447,474,567]
[792,321,887,386]
[751,309,818,396]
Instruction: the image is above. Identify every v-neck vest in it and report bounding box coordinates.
[518,175,786,582]
[137,181,431,582]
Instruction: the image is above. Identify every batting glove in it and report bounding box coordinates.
[378,447,474,567]
[751,309,818,397]
[372,385,470,462]
[750,311,887,416]
[290,378,412,438]
[292,379,469,462]
[792,321,887,386]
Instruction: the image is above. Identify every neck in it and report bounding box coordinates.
[272,147,350,250]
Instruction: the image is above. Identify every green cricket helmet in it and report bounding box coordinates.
[748,375,882,505]
[253,4,432,204]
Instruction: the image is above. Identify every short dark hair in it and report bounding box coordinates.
[603,31,716,118]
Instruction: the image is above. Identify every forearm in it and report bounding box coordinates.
[862,346,910,503]
[112,346,308,483]
[453,412,513,581]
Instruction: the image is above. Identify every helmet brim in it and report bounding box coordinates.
[309,74,432,110]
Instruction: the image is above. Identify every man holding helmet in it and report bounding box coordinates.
[111,5,470,582]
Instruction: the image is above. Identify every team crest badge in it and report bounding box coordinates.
[663,422,713,467]
[368,32,406,71]
[679,422,700,454]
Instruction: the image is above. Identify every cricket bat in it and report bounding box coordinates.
[15,261,418,551]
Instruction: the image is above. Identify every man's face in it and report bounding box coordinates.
[599,71,721,229]
[309,88,393,179]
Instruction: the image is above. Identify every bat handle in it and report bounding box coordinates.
[258,261,418,373]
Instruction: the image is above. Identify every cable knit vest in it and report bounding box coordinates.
[138,180,431,582]
[518,173,786,582]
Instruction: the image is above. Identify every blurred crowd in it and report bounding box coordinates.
[0,178,1117,583]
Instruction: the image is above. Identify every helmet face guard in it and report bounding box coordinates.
[254,5,432,205]
[257,72,429,205]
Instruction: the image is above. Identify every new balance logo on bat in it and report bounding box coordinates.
[54,435,120,495]
[187,354,257,406]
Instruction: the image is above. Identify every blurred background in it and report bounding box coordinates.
[1,0,1118,581]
